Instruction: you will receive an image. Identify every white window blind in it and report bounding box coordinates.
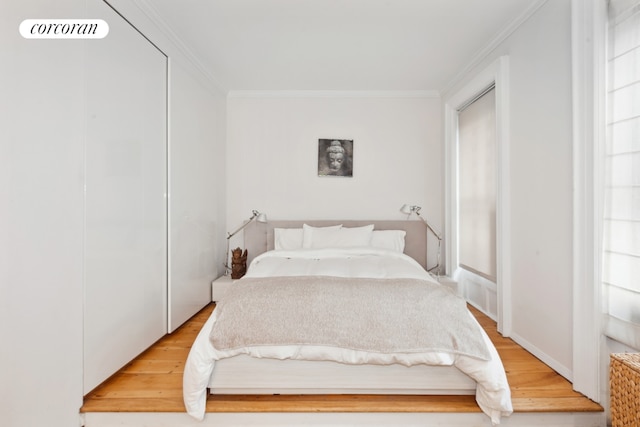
[458,86,497,281]
[602,0,640,349]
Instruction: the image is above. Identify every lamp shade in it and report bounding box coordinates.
[400,204,413,214]
[400,204,421,215]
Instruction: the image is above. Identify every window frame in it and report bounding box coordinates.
[571,0,607,402]
[444,56,511,335]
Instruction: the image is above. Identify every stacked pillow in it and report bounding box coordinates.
[274,224,406,253]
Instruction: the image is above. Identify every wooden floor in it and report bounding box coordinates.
[81,303,603,415]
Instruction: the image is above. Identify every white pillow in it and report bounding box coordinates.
[301,224,342,249]
[274,228,304,250]
[303,224,374,249]
[370,230,406,253]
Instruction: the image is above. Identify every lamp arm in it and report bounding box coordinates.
[226,210,259,240]
[425,221,443,241]
[415,212,442,241]
[224,210,266,276]
[414,211,442,278]
[400,204,443,278]
[427,238,442,274]
[225,217,255,275]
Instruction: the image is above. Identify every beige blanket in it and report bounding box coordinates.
[210,276,490,361]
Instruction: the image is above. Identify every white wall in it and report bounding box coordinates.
[0,0,85,425]
[226,93,443,267]
[444,0,575,377]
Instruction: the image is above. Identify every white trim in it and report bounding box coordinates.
[440,0,548,97]
[570,0,606,402]
[444,56,511,337]
[227,90,441,99]
[455,268,498,321]
[83,411,605,427]
[166,57,173,333]
[494,58,511,337]
[510,332,573,381]
[114,0,226,93]
[444,107,458,278]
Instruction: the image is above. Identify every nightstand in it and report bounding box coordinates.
[211,275,235,302]
[438,276,460,296]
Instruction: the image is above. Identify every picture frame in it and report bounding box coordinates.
[317,139,353,177]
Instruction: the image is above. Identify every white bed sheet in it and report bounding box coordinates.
[183,248,512,424]
[245,247,430,280]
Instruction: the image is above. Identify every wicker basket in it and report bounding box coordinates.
[610,353,640,427]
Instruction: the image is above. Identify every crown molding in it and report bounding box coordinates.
[115,0,547,98]
[128,0,227,94]
[440,0,548,97]
[227,90,441,99]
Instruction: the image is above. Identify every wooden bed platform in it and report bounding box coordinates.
[81,303,604,427]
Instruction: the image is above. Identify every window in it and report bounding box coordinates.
[602,0,640,349]
[458,86,497,282]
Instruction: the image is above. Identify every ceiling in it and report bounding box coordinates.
[146,0,542,92]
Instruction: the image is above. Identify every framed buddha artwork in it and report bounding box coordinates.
[318,139,353,177]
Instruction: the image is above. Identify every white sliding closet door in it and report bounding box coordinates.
[167,62,220,332]
[84,0,167,393]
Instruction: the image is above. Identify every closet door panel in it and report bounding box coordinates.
[84,0,167,393]
[167,61,219,332]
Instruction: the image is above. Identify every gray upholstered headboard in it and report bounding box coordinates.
[242,220,427,269]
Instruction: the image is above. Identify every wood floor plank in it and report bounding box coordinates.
[206,394,482,413]
[85,373,183,399]
[81,302,603,415]
[512,397,605,412]
[121,359,185,374]
[81,397,186,412]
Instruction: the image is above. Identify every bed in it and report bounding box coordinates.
[183,221,513,425]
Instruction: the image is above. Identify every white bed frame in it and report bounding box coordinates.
[209,355,476,395]
[209,219,476,396]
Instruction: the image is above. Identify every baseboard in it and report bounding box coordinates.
[510,332,573,381]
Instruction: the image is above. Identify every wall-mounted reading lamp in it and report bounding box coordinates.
[225,209,267,275]
[400,204,442,278]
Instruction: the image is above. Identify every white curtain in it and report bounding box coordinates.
[602,0,640,349]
